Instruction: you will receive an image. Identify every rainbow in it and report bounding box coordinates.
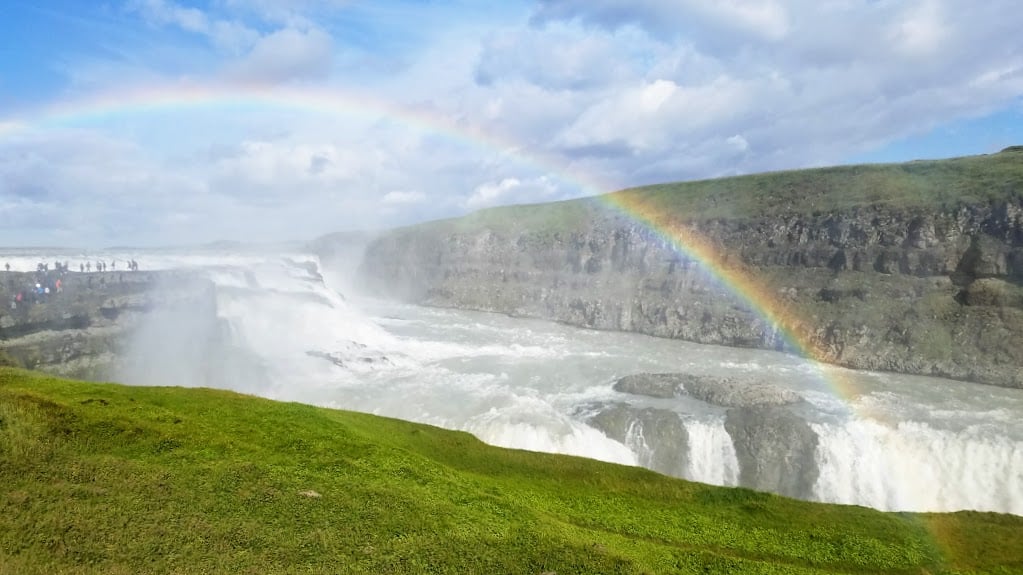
[0,83,888,403]
[0,81,873,409]
[596,189,868,398]
[1,83,942,518]
[0,82,545,170]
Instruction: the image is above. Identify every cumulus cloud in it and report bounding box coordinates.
[475,24,637,90]
[555,75,758,155]
[127,0,260,52]
[889,0,948,57]
[532,0,791,43]
[466,176,559,209]
[228,27,334,84]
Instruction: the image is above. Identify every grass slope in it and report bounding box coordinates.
[409,149,1023,236]
[2,369,1021,574]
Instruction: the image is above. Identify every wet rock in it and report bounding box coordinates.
[584,403,690,478]
[612,373,680,398]
[724,406,819,499]
[614,373,803,408]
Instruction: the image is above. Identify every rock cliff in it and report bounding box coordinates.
[0,270,212,380]
[351,150,1023,388]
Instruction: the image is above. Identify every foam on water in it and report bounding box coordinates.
[685,419,740,486]
[811,419,1023,514]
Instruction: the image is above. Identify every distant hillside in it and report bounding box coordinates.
[353,150,1023,388]
[2,369,1021,574]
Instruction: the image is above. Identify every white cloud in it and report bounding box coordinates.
[466,176,560,209]
[128,0,209,33]
[127,0,259,52]
[5,0,1023,245]
[228,27,334,84]
[467,178,522,209]
[555,75,755,154]
[726,134,749,153]
[381,190,426,205]
[532,0,790,43]
[889,0,948,57]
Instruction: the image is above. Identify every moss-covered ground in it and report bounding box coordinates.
[2,368,1021,574]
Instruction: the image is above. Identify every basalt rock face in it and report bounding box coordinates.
[353,155,1023,388]
[0,271,213,380]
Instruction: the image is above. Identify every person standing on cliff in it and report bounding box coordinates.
[4,263,9,272]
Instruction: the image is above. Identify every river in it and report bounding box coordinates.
[3,248,1021,515]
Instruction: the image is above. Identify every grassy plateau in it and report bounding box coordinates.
[2,368,1022,574]
[406,148,1023,237]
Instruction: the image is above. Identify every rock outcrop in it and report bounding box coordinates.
[723,406,820,499]
[349,152,1023,388]
[0,271,212,380]
[614,373,803,407]
[584,373,819,498]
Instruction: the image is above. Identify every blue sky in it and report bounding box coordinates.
[1,0,1022,246]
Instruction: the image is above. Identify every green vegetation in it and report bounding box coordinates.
[412,197,600,236]
[614,150,1023,221]
[2,368,1022,574]
[412,150,1023,235]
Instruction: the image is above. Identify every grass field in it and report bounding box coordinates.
[2,368,1022,574]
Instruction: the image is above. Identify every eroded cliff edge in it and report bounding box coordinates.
[0,270,214,380]
[351,150,1023,388]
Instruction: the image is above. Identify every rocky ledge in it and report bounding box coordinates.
[0,270,212,380]
[614,372,803,407]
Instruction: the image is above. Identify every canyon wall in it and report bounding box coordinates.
[351,152,1023,388]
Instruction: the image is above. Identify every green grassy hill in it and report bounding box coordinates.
[2,368,1021,574]
[407,148,1023,236]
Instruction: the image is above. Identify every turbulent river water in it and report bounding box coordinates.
[5,249,1022,515]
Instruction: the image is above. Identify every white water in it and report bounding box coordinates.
[4,248,1022,515]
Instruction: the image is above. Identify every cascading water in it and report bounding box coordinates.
[685,419,740,486]
[811,419,1023,514]
[7,248,1021,515]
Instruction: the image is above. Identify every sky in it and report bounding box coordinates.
[1,0,1022,247]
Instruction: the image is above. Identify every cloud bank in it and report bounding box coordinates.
[1,0,1021,246]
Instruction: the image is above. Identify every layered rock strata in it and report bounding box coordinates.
[352,153,1023,388]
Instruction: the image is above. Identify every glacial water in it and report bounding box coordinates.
[3,249,1021,515]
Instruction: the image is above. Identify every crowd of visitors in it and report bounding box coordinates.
[3,259,141,310]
